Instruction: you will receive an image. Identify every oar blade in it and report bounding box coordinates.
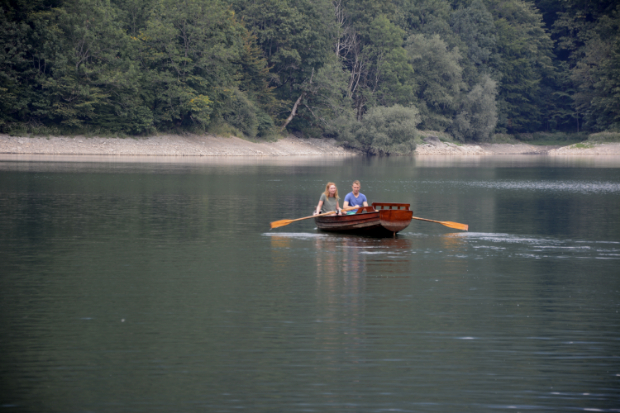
[270,219,292,229]
[440,221,468,231]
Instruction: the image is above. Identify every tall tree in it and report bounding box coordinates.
[485,0,554,133]
[554,0,620,131]
[392,0,453,39]
[406,33,464,130]
[231,0,334,131]
[37,0,152,132]
[0,0,62,129]
[450,0,497,86]
[451,74,498,141]
[568,7,620,131]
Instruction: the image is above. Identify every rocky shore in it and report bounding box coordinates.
[1,133,619,157]
[415,136,620,156]
[0,134,357,157]
[548,142,620,156]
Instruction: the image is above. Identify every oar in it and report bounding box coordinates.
[412,216,468,231]
[271,206,359,229]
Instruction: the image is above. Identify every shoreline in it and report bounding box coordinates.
[1,134,619,157]
[0,134,358,157]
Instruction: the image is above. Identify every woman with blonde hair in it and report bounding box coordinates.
[314,182,342,215]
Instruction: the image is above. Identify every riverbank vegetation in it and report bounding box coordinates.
[1,0,618,154]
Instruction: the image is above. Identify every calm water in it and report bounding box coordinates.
[1,155,619,413]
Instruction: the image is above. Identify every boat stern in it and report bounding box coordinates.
[372,203,413,233]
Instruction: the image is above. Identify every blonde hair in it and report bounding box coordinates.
[352,180,361,186]
[324,182,339,199]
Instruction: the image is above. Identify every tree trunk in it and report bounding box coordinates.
[280,70,314,132]
[280,92,305,132]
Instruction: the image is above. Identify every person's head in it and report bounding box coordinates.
[324,182,339,198]
[351,180,361,195]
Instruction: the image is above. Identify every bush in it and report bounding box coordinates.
[207,122,243,139]
[221,89,259,138]
[490,133,519,144]
[418,130,454,142]
[588,131,620,142]
[352,105,420,155]
[517,132,587,145]
[450,75,498,142]
[256,110,277,139]
[218,89,278,139]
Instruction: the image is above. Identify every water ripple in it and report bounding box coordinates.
[425,180,620,194]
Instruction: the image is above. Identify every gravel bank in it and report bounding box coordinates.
[0,134,358,157]
[415,139,490,155]
[480,143,561,154]
[415,136,557,155]
[2,134,619,157]
[548,142,620,155]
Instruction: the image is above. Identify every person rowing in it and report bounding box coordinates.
[343,180,368,214]
[314,182,343,216]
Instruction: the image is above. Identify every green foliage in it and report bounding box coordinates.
[451,75,497,141]
[450,0,497,86]
[549,1,620,132]
[405,33,464,130]
[334,4,415,121]
[35,0,146,131]
[0,8,29,127]
[490,133,519,143]
[568,7,620,131]
[451,0,496,67]
[418,129,455,143]
[231,0,333,128]
[393,0,453,39]
[517,131,587,145]
[348,104,420,155]
[207,121,243,138]
[296,55,354,135]
[571,142,594,149]
[218,88,276,138]
[588,132,620,143]
[487,0,554,133]
[1,0,618,140]
[139,0,245,129]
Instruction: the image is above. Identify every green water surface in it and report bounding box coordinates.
[1,156,619,412]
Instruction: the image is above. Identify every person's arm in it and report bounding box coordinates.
[363,201,368,207]
[362,194,368,207]
[343,193,352,209]
[314,200,323,215]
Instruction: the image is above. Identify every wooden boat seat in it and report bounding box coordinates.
[354,206,376,214]
[372,202,411,211]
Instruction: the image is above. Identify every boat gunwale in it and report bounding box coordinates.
[314,204,413,235]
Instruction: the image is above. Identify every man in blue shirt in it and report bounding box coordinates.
[343,180,368,212]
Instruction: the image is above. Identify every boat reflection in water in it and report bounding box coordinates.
[267,229,469,401]
[311,233,415,374]
[314,233,414,279]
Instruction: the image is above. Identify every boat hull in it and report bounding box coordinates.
[315,203,413,236]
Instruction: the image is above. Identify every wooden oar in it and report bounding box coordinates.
[271,206,359,229]
[412,216,468,231]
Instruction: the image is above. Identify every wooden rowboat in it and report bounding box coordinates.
[314,202,413,237]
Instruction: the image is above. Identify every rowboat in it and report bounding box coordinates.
[314,202,413,236]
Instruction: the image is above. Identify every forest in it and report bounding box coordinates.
[1,0,619,153]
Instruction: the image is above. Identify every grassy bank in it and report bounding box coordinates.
[489,131,620,146]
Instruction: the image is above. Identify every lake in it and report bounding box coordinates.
[1,155,619,412]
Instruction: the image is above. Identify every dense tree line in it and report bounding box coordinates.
[1,0,618,153]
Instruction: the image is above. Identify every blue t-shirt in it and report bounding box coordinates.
[344,192,367,207]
